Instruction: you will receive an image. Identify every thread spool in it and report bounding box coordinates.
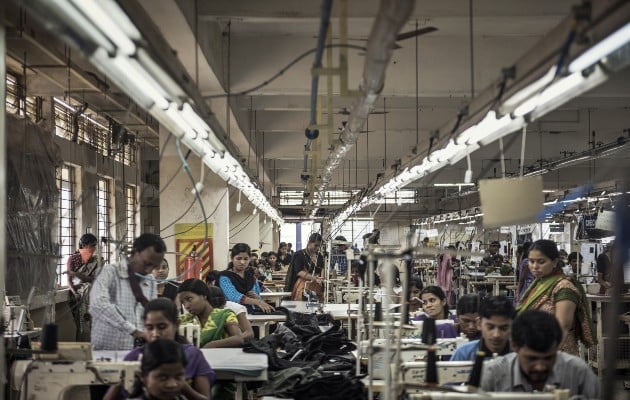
[425,347,439,386]
[422,318,437,345]
[374,301,382,322]
[467,350,486,387]
[40,323,58,352]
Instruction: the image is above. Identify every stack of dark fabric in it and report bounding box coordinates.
[244,309,366,399]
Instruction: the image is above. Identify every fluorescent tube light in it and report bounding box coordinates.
[569,22,630,73]
[501,67,555,113]
[48,0,115,55]
[524,169,548,177]
[555,155,589,168]
[91,48,169,111]
[433,183,475,187]
[71,0,136,55]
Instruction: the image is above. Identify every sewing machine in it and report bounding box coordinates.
[178,322,200,347]
[402,360,474,387]
[362,337,468,379]
[11,359,139,399]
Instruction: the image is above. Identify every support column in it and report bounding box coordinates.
[159,128,230,276]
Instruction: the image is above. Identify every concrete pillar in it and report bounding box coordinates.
[229,196,260,253]
[159,129,230,276]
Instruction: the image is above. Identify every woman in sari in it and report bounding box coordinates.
[516,239,595,355]
[178,279,244,348]
[66,233,102,341]
[284,233,324,301]
[218,243,275,314]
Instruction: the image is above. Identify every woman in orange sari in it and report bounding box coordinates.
[516,239,595,355]
[285,233,324,301]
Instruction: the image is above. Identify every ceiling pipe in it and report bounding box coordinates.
[315,0,414,203]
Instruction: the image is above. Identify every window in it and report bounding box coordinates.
[126,185,137,242]
[57,164,77,287]
[53,97,136,165]
[97,177,113,263]
[6,72,41,121]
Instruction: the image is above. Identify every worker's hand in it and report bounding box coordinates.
[246,291,258,299]
[257,299,275,313]
[131,330,147,341]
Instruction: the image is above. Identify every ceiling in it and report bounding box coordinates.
[160,0,630,219]
[5,0,629,221]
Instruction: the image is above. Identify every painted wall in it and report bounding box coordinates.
[159,130,230,275]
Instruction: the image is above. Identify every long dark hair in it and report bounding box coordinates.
[420,285,449,319]
[128,339,188,398]
[143,298,187,344]
[231,243,251,258]
[529,239,559,260]
[178,278,212,298]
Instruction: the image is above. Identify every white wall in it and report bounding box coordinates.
[159,129,230,275]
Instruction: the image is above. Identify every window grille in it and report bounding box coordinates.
[97,177,113,263]
[6,72,41,121]
[126,185,137,242]
[56,164,77,287]
[53,97,136,165]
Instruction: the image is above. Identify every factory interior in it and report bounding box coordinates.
[1,0,630,399]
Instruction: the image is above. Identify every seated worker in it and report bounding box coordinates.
[407,276,424,313]
[178,279,244,348]
[566,252,582,276]
[206,284,254,343]
[451,295,514,361]
[127,339,190,400]
[414,286,458,338]
[456,293,481,340]
[481,310,598,398]
[104,298,214,400]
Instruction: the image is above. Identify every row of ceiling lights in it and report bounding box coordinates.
[24,0,283,225]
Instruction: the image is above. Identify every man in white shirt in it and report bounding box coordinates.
[90,233,166,350]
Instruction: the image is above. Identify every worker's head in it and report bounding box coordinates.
[152,258,170,280]
[143,298,181,343]
[489,241,500,254]
[456,294,481,340]
[266,251,278,265]
[78,233,98,249]
[204,270,220,287]
[478,295,515,355]
[129,234,166,275]
[527,239,560,279]
[307,232,323,253]
[230,243,251,272]
[178,278,212,316]
[278,242,288,255]
[132,339,188,400]
[511,310,562,387]
[207,285,227,308]
[78,233,98,262]
[420,286,448,319]
[567,252,582,273]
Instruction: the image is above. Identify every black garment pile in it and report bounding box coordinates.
[244,309,366,399]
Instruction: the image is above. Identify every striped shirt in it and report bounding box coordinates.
[89,259,156,350]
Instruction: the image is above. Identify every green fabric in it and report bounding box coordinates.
[517,272,596,347]
[516,273,563,313]
[179,308,238,347]
[200,308,232,346]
